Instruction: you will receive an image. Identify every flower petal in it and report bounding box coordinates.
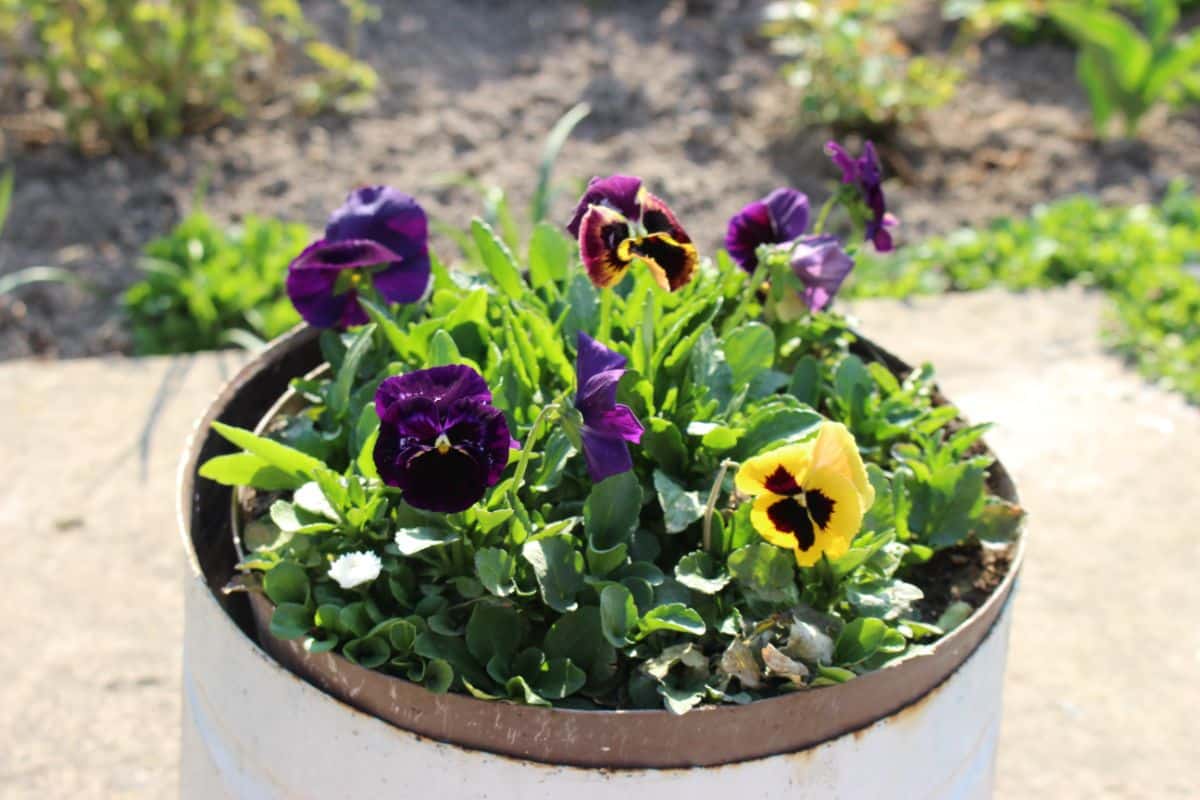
[578,369,622,420]
[735,443,813,497]
[580,426,635,483]
[795,466,862,566]
[764,188,810,242]
[724,199,773,272]
[576,332,628,387]
[375,364,493,420]
[285,238,402,328]
[579,205,634,289]
[791,234,855,312]
[444,398,515,485]
[638,190,693,244]
[810,421,875,511]
[619,233,697,292]
[825,140,858,183]
[567,175,643,237]
[591,404,644,444]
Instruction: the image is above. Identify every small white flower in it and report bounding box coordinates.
[327,551,382,589]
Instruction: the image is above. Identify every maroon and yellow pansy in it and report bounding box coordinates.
[566,175,698,292]
[735,422,875,567]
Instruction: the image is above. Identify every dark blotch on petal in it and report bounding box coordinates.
[763,465,802,496]
[766,496,816,551]
[639,191,692,244]
[805,488,836,530]
[397,448,489,513]
[622,233,697,292]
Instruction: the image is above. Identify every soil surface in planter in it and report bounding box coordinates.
[4,0,1197,361]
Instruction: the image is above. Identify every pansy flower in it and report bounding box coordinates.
[574,332,645,482]
[567,175,697,292]
[735,422,875,567]
[788,234,855,313]
[825,141,896,253]
[724,188,811,273]
[286,186,430,328]
[373,365,516,513]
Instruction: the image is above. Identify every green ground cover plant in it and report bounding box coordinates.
[762,0,963,134]
[0,0,377,151]
[123,210,309,354]
[847,181,1200,403]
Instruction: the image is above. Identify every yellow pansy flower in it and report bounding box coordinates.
[735,422,875,567]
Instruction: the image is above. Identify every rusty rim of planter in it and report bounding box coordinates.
[178,324,1025,770]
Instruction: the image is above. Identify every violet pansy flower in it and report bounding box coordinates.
[789,234,855,312]
[574,332,645,482]
[373,365,516,513]
[825,141,896,253]
[567,175,697,293]
[286,186,430,328]
[725,188,811,273]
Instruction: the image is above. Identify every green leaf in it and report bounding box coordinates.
[937,600,973,632]
[360,297,416,359]
[293,481,340,521]
[506,675,551,707]
[344,635,390,669]
[599,584,638,647]
[423,658,454,693]
[466,602,523,664]
[653,470,705,534]
[834,617,889,665]
[263,561,309,605]
[531,657,587,700]
[393,527,460,555]
[198,453,304,490]
[357,426,380,479]
[641,417,689,475]
[637,603,706,638]
[728,542,797,604]
[721,322,775,388]
[971,498,1025,544]
[845,579,924,621]
[331,324,375,416]
[544,606,617,685]
[0,168,12,239]
[734,406,822,458]
[269,500,335,534]
[210,421,323,480]
[521,535,585,613]
[674,551,731,594]
[269,603,312,639]
[428,329,461,367]
[584,471,643,552]
[528,221,572,292]
[531,101,590,224]
[471,218,524,297]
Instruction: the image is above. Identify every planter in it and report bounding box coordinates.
[178,325,1023,799]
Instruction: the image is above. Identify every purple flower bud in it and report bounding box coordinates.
[825,141,897,253]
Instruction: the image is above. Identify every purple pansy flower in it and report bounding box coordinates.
[286,186,431,328]
[574,332,645,482]
[373,365,516,513]
[567,175,698,293]
[825,141,896,253]
[789,234,855,312]
[725,188,811,272]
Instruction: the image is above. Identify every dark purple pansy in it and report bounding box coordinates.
[568,175,698,293]
[574,332,645,482]
[373,365,516,513]
[286,186,431,328]
[825,141,897,253]
[789,234,855,312]
[725,188,811,272]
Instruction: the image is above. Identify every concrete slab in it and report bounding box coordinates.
[1,286,1196,798]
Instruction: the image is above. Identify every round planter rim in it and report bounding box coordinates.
[177,324,1025,770]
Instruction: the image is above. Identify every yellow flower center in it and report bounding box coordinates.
[434,433,452,455]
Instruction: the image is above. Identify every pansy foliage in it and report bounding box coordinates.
[201,171,1022,713]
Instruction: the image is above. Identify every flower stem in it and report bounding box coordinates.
[505,402,560,531]
[722,261,767,335]
[702,459,738,553]
[813,194,838,235]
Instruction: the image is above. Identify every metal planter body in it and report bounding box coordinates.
[178,327,1022,800]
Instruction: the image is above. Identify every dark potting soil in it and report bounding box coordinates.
[910,541,1014,624]
[1,0,1198,360]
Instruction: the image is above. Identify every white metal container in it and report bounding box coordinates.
[177,328,1022,800]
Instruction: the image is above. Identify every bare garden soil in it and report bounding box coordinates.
[2,0,1198,360]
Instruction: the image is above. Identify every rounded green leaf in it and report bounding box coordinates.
[834,618,888,665]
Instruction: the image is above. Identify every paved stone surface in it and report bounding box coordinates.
[1,287,1196,798]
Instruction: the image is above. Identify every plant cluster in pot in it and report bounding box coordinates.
[179,142,1025,799]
